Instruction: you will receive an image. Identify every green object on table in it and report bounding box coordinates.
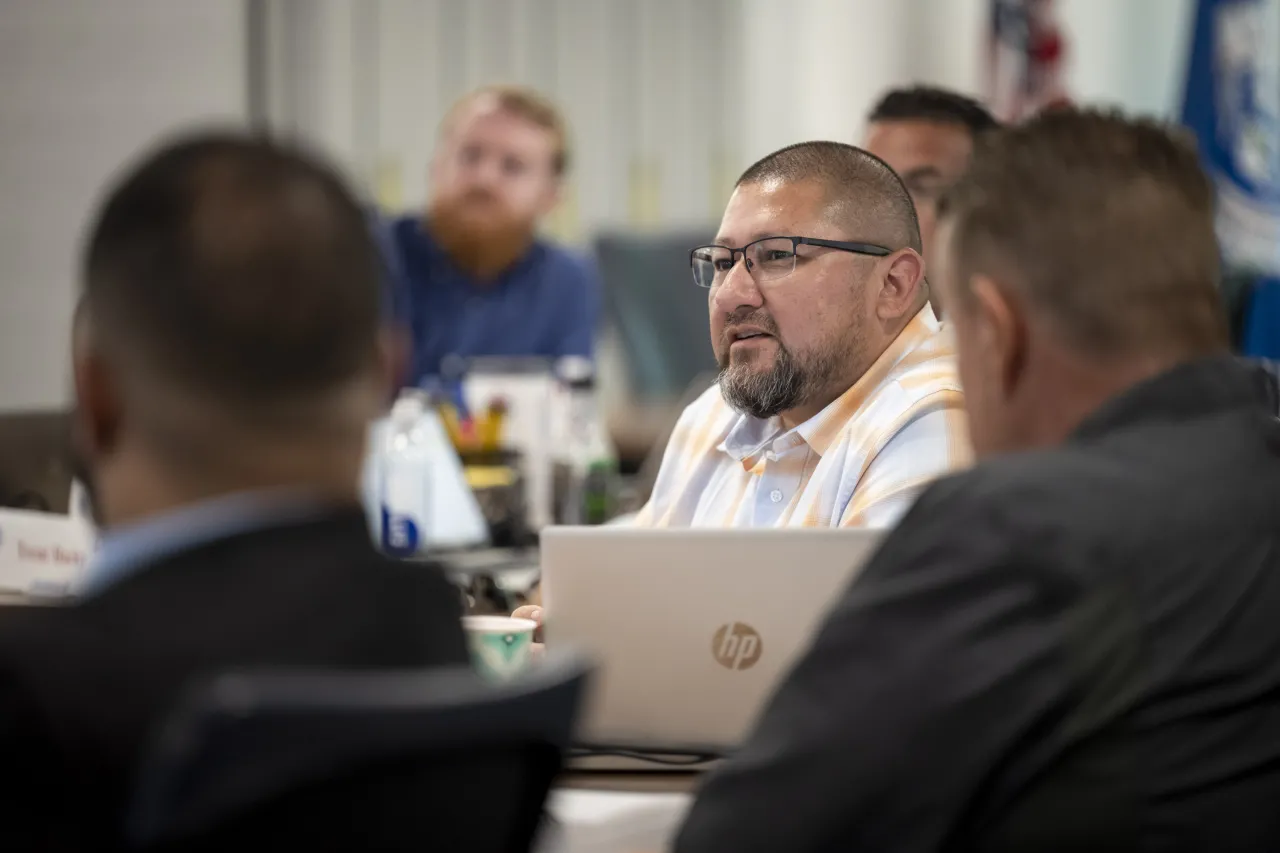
[582,459,617,525]
[463,615,536,680]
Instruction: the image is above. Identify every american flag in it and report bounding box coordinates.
[988,0,1069,123]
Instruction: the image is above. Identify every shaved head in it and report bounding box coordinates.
[736,141,922,254]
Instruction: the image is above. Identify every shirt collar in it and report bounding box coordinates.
[718,305,944,466]
[81,490,327,598]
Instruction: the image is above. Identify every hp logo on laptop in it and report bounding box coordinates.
[712,622,763,671]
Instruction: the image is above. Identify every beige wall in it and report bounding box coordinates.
[0,0,1198,412]
[0,0,248,412]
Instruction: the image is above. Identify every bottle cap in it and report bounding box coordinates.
[556,355,595,389]
[390,394,424,426]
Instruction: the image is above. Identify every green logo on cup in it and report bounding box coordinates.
[463,616,536,680]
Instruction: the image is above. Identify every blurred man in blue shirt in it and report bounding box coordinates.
[378,86,600,387]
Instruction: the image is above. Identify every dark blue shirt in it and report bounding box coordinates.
[377,215,600,385]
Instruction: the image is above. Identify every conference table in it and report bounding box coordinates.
[439,545,542,614]
[542,770,700,853]
[444,547,703,851]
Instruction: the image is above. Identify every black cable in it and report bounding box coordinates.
[570,746,724,767]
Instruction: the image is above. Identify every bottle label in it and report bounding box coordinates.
[380,455,430,558]
[381,508,421,557]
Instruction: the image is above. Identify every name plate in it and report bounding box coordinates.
[0,508,96,597]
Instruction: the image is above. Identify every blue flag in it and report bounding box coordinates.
[1180,0,1280,356]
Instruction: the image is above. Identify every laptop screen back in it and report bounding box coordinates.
[541,526,884,752]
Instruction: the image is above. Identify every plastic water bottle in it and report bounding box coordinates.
[379,395,432,558]
[557,361,617,525]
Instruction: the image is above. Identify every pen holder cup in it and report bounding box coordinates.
[460,448,530,548]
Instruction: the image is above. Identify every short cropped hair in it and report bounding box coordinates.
[868,86,999,135]
[939,108,1227,355]
[82,131,384,407]
[442,85,571,177]
[737,141,922,252]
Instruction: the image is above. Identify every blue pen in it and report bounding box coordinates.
[450,378,471,422]
[437,355,471,421]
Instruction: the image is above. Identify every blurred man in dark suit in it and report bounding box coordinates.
[676,110,1280,852]
[0,133,469,849]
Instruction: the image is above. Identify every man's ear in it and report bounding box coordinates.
[968,274,1028,398]
[875,248,926,322]
[71,308,122,459]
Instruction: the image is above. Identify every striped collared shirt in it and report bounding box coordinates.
[634,306,970,528]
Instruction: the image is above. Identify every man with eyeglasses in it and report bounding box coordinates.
[674,108,1280,853]
[633,141,968,529]
[513,142,966,634]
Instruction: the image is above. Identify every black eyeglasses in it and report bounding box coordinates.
[689,236,892,289]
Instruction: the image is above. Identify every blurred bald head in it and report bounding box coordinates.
[75,132,394,525]
[83,133,386,408]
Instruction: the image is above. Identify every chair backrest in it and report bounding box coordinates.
[128,652,592,853]
[0,409,74,513]
[595,230,719,402]
[1250,357,1280,414]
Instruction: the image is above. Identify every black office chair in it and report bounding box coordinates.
[595,230,719,403]
[0,409,75,513]
[128,652,592,852]
[1250,357,1280,414]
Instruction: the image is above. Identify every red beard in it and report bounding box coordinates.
[425,192,536,281]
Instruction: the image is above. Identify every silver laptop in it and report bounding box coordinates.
[540,527,884,760]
